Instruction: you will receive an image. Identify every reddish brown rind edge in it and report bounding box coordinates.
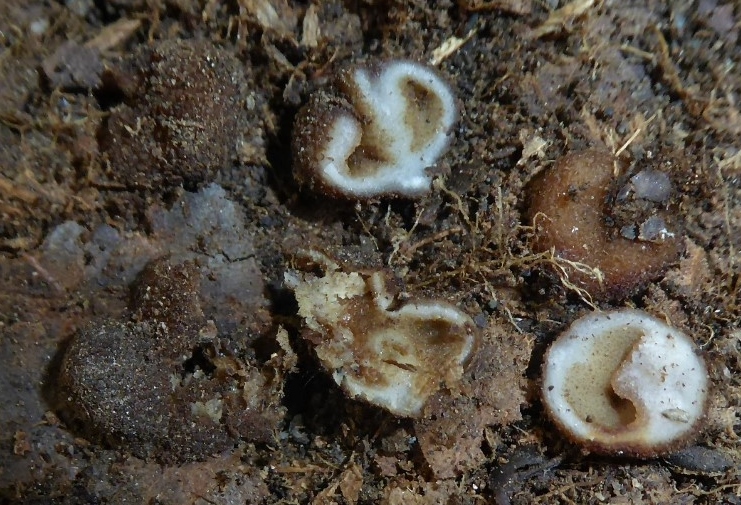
[291,90,360,199]
[526,149,681,300]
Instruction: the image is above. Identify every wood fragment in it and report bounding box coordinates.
[651,25,707,116]
[517,131,549,166]
[311,462,363,505]
[0,175,38,204]
[674,240,710,295]
[459,0,532,15]
[430,28,477,66]
[0,109,34,133]
[614,112,656,158]
[239,0,297,38]
[301,4,320,48]
[274,464,332,474]
[85,18,142,52]
[529,0,597,39]
[338,463,363,504]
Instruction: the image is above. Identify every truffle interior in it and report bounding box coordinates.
[564,327,644,429]
[401,78,444,153]
[291,268,475,416]
[341,296,471,388]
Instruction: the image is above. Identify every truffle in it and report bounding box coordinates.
[292,60,457,199]
[541,309,709,457]
[286,255,476,416]
[58,259,284,462]
[99,39,249,188]
[526,149,680,299]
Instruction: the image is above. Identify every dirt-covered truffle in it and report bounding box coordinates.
[292,60,457,199]
[99,39,249,188]
[58,259,284,462]
[285,251,477,417]
[526,149,680,299]
[130,257,204,325]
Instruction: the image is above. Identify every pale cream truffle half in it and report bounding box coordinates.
[292,60,457,199]
[542,309,709,457]
[286,258,476,417]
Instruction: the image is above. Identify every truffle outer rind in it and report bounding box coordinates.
[99,39,249,188]
[291,91,359,198]
[526,149,680,300]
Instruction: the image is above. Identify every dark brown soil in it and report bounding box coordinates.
[1,0,739,503]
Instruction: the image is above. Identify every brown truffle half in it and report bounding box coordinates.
[526,149,680,299]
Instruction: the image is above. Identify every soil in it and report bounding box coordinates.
[1,0,740,504]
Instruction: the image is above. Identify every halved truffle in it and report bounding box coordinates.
[292,60,457,199]
[541,309,709,457]
[286,256,476,416]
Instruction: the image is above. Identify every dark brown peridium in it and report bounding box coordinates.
[291,90,359,198]
[526,149,680,299]
[58,259,285,463]
[99,39,250,188]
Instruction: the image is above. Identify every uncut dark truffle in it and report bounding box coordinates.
[58,259,284,462]
[526,149,680,299]
[99,39,248,188]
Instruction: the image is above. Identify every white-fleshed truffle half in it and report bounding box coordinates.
[286,267,476,417]
[542,309,709,457]
[292,60,457,199]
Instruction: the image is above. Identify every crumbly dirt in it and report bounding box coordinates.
[1,0,740,503]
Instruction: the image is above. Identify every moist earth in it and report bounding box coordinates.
[1,0,740,504]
